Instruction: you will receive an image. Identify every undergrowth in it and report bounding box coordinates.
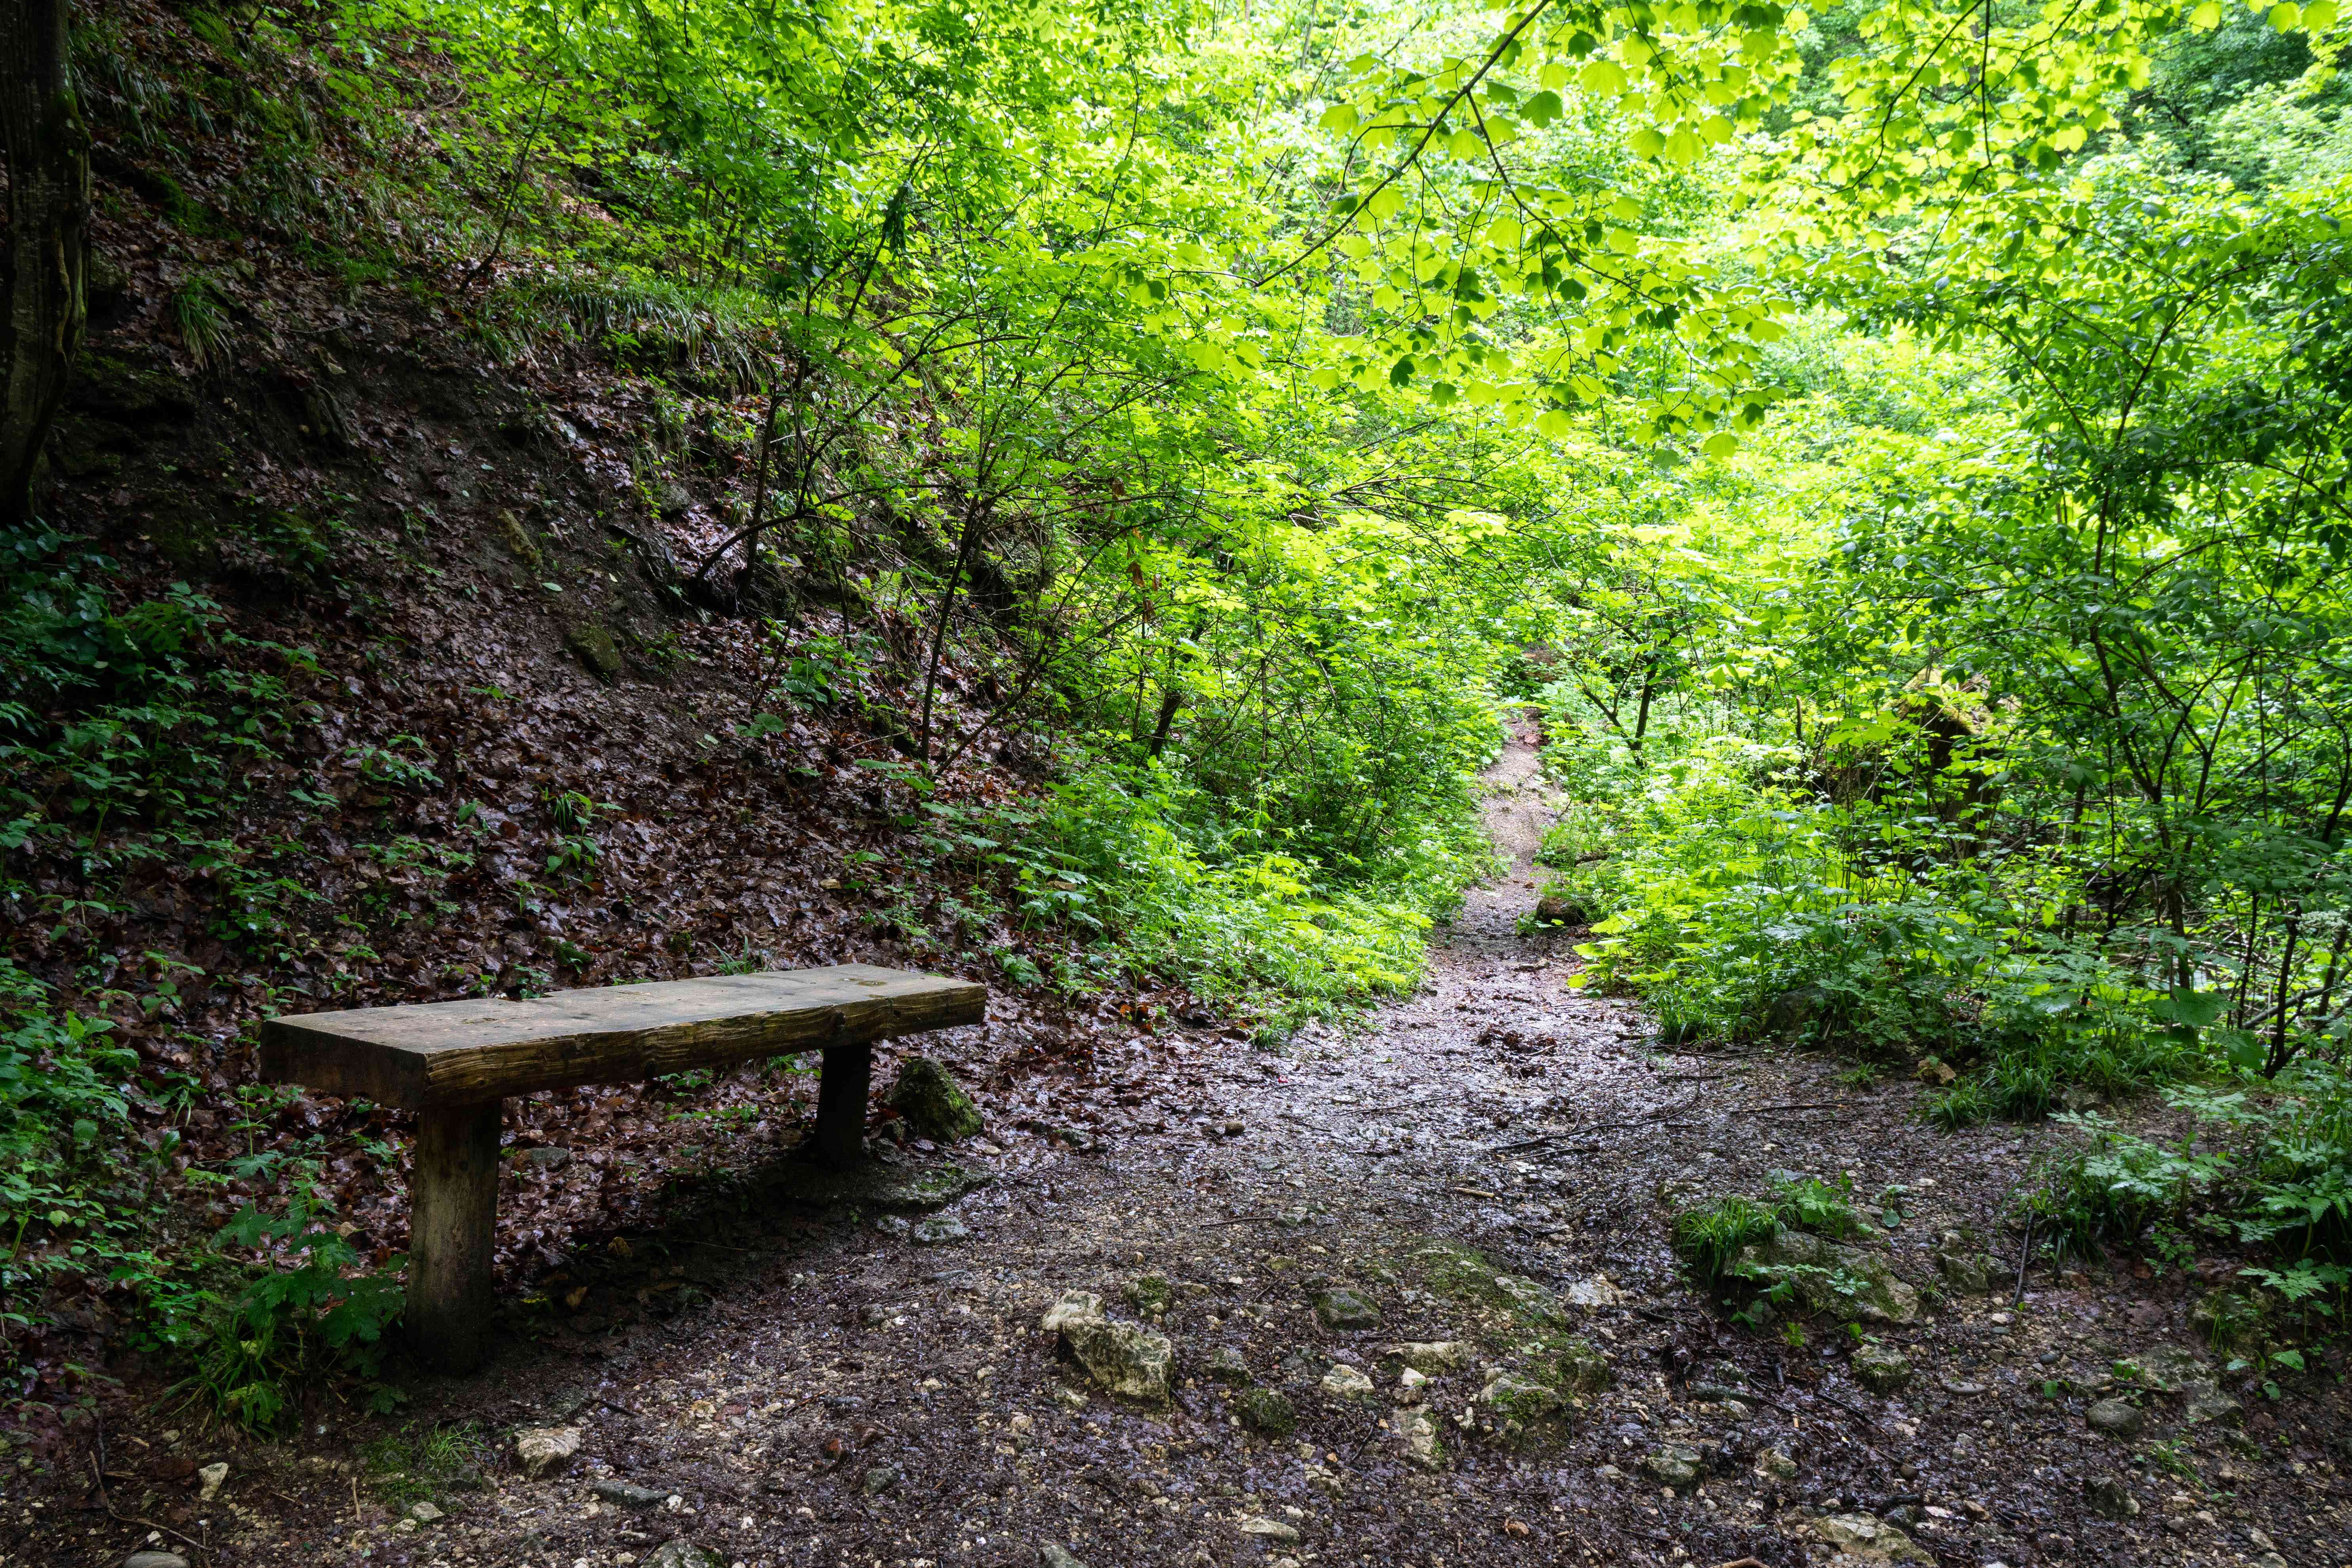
[1546,732,2201,1120]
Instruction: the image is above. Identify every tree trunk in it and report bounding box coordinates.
[0,0,90,526]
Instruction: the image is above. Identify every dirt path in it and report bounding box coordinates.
[46,720,2348,1568]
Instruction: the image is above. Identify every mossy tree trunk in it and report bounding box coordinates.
[0,0,90,525]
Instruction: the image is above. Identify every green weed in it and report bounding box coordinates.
[1670,1196,1780,1286]
[360,1422,487,1510]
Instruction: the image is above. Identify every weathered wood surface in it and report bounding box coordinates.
[259,964,985,1110]
[405,1101,503,1372]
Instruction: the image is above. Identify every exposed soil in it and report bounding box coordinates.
[15,718,2350,1568]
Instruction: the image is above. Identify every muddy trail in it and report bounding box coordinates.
[41,721,2348,1568]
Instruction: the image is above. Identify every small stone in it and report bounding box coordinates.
[1546,1339,1612,1401]
[1041,1291,1104,1333]
[1852,1342,1913,1394]
[1239,1516,1301,1544]
[1561,1273,1621,1308]
[1754,1447,1799,1482]
[1320,1364,1375,1400]
[911,1215,968,1246]
[1205,1345,1252,1386]
[1397,1405,1448,1471]
[861,1463,902,1497]
[1479,1372,1561,1426]
[2182,1381,2243,1426]
[1643,1443,1704,1492]
[1490,1273,1563,1324]
[2084,1473,2140,1518]
[1533,893,1586,924]
[513,1425,583,1480]
[1934,1249,1995,1296]
[873,1214,912,1238]
[886,1057,984,1141]
[122,1554,190,1568]
[1062,1317,1174,1402]
[194,1461,229,1501]
[1380,1341,1474,1376]
[1309,1286,1380,1330]
[2086,1398,2144,1439]
[1038,1546,1090,1568]
[406,1501,444,1524]
[1050,1384,1089,1410]
[521,1145,572,1169]
[1813,1512,1929,1562]
[593,1479,670,1509]
[1237,1386,1297,1435]
[1738,1230,1921,1323]
[642,1543,726,1568]
[1124,1274,1176,1315]
[1594,1463,1626,1482]
[2126,1344,2207,1393]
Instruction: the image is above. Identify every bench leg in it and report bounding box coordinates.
[406,1099,503,1374]
[812,1041,873,1166]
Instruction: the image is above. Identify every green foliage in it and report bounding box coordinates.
[181,1162,406,1434]
[0,960,169,1355]
[1670,1195,1780,1285]
[2023,1065,2352,1318]
[1006,764,1485,1033]
[1767,1172,1863,1239]
[360,1421,487,1510]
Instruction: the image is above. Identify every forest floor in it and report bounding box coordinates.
[22,720,2350,1568]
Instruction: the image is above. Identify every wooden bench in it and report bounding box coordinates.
[260,964,985,1372]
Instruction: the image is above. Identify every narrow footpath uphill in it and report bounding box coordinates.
[55,723,2350,1568]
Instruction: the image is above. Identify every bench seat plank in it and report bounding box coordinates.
[260,964,985,1110]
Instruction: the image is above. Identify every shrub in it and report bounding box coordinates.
[1001,762,1486,1033]
[1554,732,2198,1120]
[179,1168,406,1433]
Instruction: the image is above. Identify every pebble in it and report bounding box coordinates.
[1381,1341,1473,1376]
[1319,1364,1375,1400]
[591,1479,670,1509]
[911,1215,968,1245]
[194,1462,228,1501]
[1753,1448,1799,1481]
[1397,1406,1447,1471]
[1852,1342,1913,1393]
[406,1501,444,1524]
[1038,1546,1090,1568]
[1205,1345,1252,1386]
[1308,1286,1380,1330]
[1238,1386,1297,1435]
[2083,1473,2140,1518]
[1813,1513,1922,1558]
[1238,1515,1301,1544]
[1643,1443,1704,1492]
[1061,1314,1174,1402]
[1561,1273,1622,1308]
[862,1462,902,1497]
[514,1425,584,1480]
[2085,1398,2144,1439]
[521,1145,571,1169]
[642,1542,725,1568]
[122,1554,189,1568]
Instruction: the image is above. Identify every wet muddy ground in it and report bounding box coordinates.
[25,722,2351,1568]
